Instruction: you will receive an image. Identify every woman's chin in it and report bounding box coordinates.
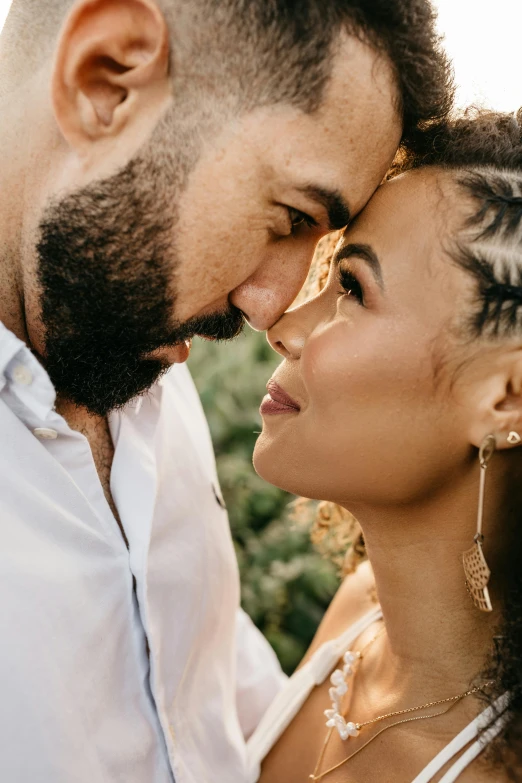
[253,434,273,477]
[253,432,301,495]
[253,433,285,487]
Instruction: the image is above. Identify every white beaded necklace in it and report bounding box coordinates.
[322,624,492,750]
[323,626,384,740]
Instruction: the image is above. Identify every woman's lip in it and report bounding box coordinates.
[260,396,299,416]
[265,380,300,411]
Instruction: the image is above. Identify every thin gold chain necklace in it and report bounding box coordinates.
[310,695,469,782]
[310,623,494,781]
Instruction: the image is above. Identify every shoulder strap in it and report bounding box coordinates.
[246,606,382,783]
[308,606,383,686]
[437,710,507,783]
[411,692,510,783]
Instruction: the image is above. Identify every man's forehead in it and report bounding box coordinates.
[323,32,400,117]
[211,37,401,220]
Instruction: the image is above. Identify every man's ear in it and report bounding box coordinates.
[466,348,522,451]
[51,0,170,156]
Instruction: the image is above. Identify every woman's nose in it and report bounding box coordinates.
[267,306,309,361]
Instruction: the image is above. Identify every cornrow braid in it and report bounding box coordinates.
[463,171,522,241]
[453,169,522,339]
[456,243,522,338]
[395,109,522,343]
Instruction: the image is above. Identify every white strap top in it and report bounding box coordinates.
[246,607,510,783]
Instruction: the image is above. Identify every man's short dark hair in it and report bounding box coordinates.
[162,0,454,150]
[4,0,453,150]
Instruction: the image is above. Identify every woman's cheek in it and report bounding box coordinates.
[302,321,387,403]
[301,319,437,452]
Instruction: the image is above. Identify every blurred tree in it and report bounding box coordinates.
[189,328,340,674]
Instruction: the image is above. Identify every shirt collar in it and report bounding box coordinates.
[0,321,57,421]
[0,321,166,424]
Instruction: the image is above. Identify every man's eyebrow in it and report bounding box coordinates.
[296,185,351,231]
[335,242,384,289]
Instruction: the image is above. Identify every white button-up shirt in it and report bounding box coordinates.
[0,322,285,783]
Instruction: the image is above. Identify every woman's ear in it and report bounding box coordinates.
[51,0,170,158]
[465,348,522,451]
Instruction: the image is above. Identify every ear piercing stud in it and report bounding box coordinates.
[507,431,521,445]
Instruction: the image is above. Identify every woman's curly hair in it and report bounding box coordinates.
[306,107,522,778]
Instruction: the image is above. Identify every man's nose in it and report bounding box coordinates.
[229,249,313,331]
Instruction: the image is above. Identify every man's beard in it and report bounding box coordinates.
[36,155,244,417]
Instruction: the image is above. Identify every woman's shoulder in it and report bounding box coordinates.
[300,559,378,666]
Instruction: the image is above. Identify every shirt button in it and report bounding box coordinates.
[12,364,33,386]
[33,428,58,440]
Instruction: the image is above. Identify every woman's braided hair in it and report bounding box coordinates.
[308,107,522,775]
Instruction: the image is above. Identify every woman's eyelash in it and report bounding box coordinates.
[338,268,364,303]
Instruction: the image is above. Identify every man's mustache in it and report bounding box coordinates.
[167,304,246,344]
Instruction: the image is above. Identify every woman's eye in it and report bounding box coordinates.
[338,268,364,304]
[288,207,317,232]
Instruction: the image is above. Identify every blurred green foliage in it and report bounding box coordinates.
[189,328,340,674]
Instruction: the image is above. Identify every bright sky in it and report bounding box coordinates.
[0,0,520,112]
[0,1,10,34]
[435,0,522,112]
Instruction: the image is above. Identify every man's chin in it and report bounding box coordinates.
[43,350,169,417]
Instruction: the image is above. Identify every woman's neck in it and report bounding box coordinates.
[347,463,507,697]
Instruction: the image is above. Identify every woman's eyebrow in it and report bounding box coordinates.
[335,242,384,289]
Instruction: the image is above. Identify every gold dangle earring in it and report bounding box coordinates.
[462,434,496,612]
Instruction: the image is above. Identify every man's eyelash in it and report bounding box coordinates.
[288,208,318,232]
[338,268,364,303]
